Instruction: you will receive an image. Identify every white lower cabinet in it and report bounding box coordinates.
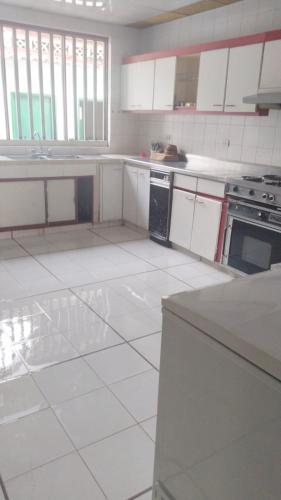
[0,181,46,228]
[123,165,138,225]
[123,165,150,230]
[47,179,76,223]
[170,188,222,261]
[136,169,150,229]
[190,195,222,261]
[170,189,195,249]
[100,164,123,221]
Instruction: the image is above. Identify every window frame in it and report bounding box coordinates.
[0,20,109,146]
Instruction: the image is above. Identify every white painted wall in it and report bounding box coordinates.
[0,2,141,154]
[138,0,281,167]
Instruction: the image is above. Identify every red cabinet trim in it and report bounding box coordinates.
[123,29,281,64]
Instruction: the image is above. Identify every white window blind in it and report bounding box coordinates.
[0,22,108,142]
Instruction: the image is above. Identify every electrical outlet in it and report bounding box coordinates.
[153,482,175,500]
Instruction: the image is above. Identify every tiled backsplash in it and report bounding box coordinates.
[137,0,281,167]
[138,111,281,167]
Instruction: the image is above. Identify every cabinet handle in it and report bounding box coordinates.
[197,200,205,205]
[185,196,194,201]
[225,104,236,108]
[213,104,223,107]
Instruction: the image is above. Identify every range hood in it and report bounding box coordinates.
[243,92,281,109]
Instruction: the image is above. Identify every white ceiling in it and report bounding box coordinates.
[1,0,200,25]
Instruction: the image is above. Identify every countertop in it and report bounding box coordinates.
[163,269,281,381]
[122,154,281,182]
[1,152,281,183]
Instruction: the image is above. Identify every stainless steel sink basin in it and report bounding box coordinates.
[48,155,82,160]
[7,154,82,161]
[7,154,36,160]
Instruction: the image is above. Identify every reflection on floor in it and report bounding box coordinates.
[0,226,233,500]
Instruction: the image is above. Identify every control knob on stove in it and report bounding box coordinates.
[262,193,268,200]
[249,189,255,196]
[258,211,266,221]
[268,194,275,202]
[232,185,239,193]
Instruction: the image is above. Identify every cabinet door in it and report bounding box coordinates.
[0,181,45,228]
[122,63,139,111]
[121,64,129,110]
[190,196,222,261]
[137,60,155,110]
[170,189,195,249]
[137,168,150,230]
[197,49,229,112]
[123,165,138,225]
[225,43,263,113]
[153,56,176,110]
[260,40,281,91]
[47,179,76,223]
[101,164,123,222]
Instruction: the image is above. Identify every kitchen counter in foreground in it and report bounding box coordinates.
[163,268,281,381]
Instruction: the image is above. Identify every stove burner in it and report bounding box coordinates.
[241,176,263,182]
[263,174,281,182]
[265,181,281,187]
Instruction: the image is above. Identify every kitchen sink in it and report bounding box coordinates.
[48,154,82,160]
[7,154,82,161]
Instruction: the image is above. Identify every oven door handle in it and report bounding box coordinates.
[150,181,170,189]
[222,216,233,264]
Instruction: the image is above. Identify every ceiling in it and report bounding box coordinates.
[1,0,243,27]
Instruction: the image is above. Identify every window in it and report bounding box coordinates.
[0,22,108,143]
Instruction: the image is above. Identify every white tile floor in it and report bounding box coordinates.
[0,226,233,500]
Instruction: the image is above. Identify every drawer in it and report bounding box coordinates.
[197,178,225,197]
[174,174,197,192]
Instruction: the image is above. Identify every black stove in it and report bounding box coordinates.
[226,173,281,207]
[224,173,281,275]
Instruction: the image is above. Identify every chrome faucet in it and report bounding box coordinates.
[32,131,44,157]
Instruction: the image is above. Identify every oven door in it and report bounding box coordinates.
[149,181,171,244]
[224,216,281,274]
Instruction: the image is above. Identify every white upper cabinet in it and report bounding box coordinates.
[260,40,281,91]
[138,60,155,110]
[225,43,263,112]
[121,60,155,110]
[197,48,229,112]
[121,62,138,110]
[121,64,130,110]
[190,196,222,261]
[153,57,176,110]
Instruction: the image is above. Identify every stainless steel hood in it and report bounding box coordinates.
[243,92,281,109]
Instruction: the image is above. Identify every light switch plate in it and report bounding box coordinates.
[153,482,175,500]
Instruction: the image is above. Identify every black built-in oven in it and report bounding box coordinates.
[223,200,281,274]
[149,169,174,246]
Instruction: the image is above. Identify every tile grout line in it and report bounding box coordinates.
[4,352,156,497]
[29,354,156,498]
[0,474,10,500]
[69,287,161,369]
[129,487,153,499]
